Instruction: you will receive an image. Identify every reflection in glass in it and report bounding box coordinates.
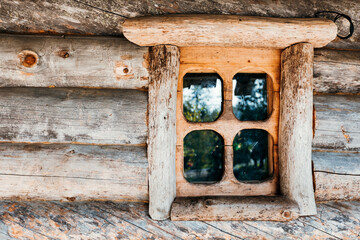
[233,129,270,181]
[184,130,224,183]
[232,73,267,121]
[183,73,222,122]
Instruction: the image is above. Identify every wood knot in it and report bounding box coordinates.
[58,50,70,58]
[282,210,292,219]
[18,50,39,68]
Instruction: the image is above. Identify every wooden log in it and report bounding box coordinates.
[313,95,360,152]
[0,35,359,93]
[147,45,180,220]
[171,196,300,221]
[1,0,360,50]
[314,49,360,93]
[279,43,316,215]
[313,151,360,202]
[0,35,149,89]
[0,88,147,145]
[0,143,148,201]
[123,15,337,48]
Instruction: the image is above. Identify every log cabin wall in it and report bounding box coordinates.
[0,0,359,202]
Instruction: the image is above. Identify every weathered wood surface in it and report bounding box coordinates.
[0,144,148,201]
[0,88,147,145]
[279,43,316,215]
[147,45,180,220]
[313,95,360,152]
[123,15,336,48]
[171,196,300,221]
[0,201,358,239]
[314,49,360,93]
[1,0,359,50]
[0,35,149,89]
[0,35,359,93]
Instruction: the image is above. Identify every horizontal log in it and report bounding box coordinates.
[0,88,147,145]
[0,35,149,89]
[314,49,360,93]
[1,0,360,50]
[313,95,360,152]
[0,143,148,201]
[123,15,336,48]
[171,196,300,221]
[0,35,359,93]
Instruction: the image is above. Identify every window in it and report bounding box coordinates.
[176,47,280,197]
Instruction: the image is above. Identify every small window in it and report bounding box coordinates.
[183,130,224,183]
[232,73,268,121]
[183,73,223,122]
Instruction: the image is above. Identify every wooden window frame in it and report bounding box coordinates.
[123,14,337,221]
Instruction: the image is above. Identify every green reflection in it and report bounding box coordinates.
[183,73,222,122]
[233,129,270,181]
[232,73,267,121]
[184,130,224,183]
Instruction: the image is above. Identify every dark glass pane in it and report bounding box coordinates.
[183,73,222,122]
[184,130,224,183]
[233,129,270,181]
[232,73,268,121]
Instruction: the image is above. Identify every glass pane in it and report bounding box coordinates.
[183,73,222,122]
[184,130,224,183]
[233,129,270,181]
[232,73,268,121]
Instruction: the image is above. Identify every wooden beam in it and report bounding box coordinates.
[279,43,316,215]
[0,143,148,201]
[123,15,336,48]
[0,35,359,93]
[171,196,300,221]
[2,0,360,50]
[0,88,147,145]
[148,45,180,220]
[0,35,149,89]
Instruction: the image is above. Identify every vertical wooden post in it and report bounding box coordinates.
[279,43,317,216]
[148,45,180,220]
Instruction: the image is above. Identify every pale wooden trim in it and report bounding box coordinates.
[148,45,180,220]
[123,15,337,48]
[171,196,300,221]
[279,43,317,216]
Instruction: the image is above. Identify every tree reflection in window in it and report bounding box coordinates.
[233,73,267,121]
[233,129,270,181]
[183,73,222,122]
[184,130,224,183]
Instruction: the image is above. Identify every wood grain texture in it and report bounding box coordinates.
[171,196,299,221]
[123,15,336,48]
[0,35,149,89]
[147,45,180,220]
[0,88,147,145]
[314,49,360,93]
[0,143,148,201]
[313,95,360,152]
[313,150,360,202]
[1,0,359,50]
[279,43,316,216]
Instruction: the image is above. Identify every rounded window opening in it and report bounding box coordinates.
[184,130,224,184]
[233,129,273,181]
[232,73,271,121]
[183,73,223,122]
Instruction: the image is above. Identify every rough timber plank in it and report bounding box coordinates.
[0,201,358,239]
[1,0,360,50]
[123,15,336,48]
[0,88,147,145]
[279,43,316,215]
[147,45,179,220]
[0,35,149,89]
[0,143,148,201]
[313,95,360,152]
